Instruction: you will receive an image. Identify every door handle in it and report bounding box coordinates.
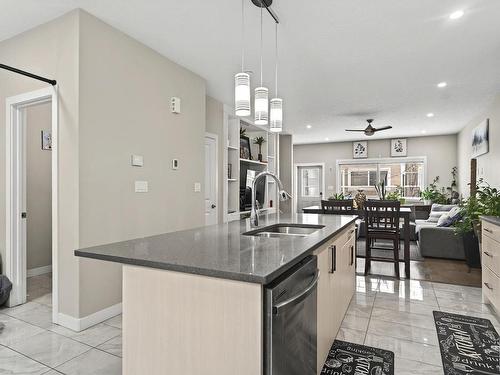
[21,212,27,219]
[329,245,337,274]
[350,245,354,266]
[484,228,493,234]
[484,251,493,258]
[273,270,320,314]
[484,282,493,291]
[211,204,216,209]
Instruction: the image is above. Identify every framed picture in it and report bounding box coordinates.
[353,141,367,159]
[41,130,52,150]
[391,138,407,157]
[240,136,252,160]
[471,119,489,158]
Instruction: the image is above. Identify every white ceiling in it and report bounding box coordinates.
[2,0,500,144]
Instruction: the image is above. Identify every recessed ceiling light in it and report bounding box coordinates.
[427,113,435,118]
[437,82,447,88]
[325,137,329,141]
[421,130,427,134]
[306,124,312,129]
[449,10,464,20]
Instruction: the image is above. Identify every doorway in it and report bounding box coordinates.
[5,87,58,323]
[204,133,218,225]
[295,163,325,213]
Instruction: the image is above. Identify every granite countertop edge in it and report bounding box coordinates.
[480,216,500,226]
[75,214,358,285]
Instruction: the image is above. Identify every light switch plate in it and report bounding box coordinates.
[131,154,144,167]
[194,182,201,192]
[135,181,148,193]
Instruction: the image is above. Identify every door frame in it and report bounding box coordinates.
[5,87,59,323]
[293,162,326,213]
[204,132,219,225]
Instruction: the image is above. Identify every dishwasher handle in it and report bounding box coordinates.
[272,270,320,315]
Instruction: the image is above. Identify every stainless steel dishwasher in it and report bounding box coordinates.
[264,255,319,375]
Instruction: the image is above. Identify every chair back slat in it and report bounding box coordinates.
[321,199,354,214]
[364,200,401,232]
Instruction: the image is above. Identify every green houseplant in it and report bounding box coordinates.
[328,193,345,200]
[253,136,266,162]
[420,176,448,204]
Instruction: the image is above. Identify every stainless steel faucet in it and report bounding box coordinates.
[250,171,292,227]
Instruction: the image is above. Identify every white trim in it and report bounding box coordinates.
[204,132,219,224]
[335,156,428,196]
[293,162,326,213]
[27,265,52,277]
[5,87,59,325]
[58,303,122,332]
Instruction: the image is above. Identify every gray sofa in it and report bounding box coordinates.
[416,204,465,260]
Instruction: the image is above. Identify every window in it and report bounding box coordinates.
[338,159,425,198]
[301,168,320,197]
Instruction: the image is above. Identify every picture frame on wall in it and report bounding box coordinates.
[391,138,407,157]
[471,119,489,158]
[41,130,52,150]
[353,141,368,159]
[240,135,252,160]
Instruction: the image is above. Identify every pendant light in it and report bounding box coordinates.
[255,2,269,125]
[235,0,251,117]
[270,22,282,132]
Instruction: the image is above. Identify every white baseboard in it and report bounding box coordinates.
[27,265,52,277]
[57,302,122,332]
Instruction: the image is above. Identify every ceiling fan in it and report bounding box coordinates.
[345,119,392,136]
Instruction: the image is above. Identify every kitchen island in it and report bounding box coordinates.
[75,213,357,375]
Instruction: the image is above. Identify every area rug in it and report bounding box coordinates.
[321,340,394,375]
[356,239,424,261]
[433,311,500,374]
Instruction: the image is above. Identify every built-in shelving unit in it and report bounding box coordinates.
[222,105,279,223]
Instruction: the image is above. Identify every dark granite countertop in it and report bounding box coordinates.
[75,213,357,284]
[481,216,500,226]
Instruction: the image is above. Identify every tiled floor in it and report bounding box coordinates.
[1,273,497,374]
[338,275,500,374]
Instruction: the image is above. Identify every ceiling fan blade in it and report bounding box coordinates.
[345,129,366,132]
[373,126,393,132]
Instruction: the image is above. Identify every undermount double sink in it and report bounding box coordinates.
[244,224,325,238]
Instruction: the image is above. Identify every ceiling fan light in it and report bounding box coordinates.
[254,87,269,125]
[270,98,283,132]
[235,73,251,117]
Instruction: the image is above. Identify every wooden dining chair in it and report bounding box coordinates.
[321,199,354,214]
[364,200,401,278]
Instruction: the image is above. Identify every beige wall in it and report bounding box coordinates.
[279,134,293,213]
[294,135,458,198]
[458,95,500,197]
[26,102,52,271]
[77,11,206,317]
[205,96,224,223]
[0,10,80,317]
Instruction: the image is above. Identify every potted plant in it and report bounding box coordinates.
[420,176,448,204]
[387,186,405,204]
[454,179,500,269]
[253,136,266,162]
[328,193,345,200]
[374,180,387,200]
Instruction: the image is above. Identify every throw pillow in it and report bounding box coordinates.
[437,207,462,227]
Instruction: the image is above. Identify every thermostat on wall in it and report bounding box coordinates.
[172,159,179,170]
[171,97,181,114]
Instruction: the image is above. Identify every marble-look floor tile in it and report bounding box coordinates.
[372,297,436,317]
[340,314,370,331]
[31,293,53,307]
[27,287,51,302]
[367,319,438,346]
[50,323,121,347]
[97,335,122,357]
[0,314,45,346]
[346,301,373,319]
[6,303,53,329]
[1,301,41,317]
[0,345,50,374]
[336,327,366,345]
[42,371,64,375]
[438,308,500,329]
[364,333,441,367]
[437,298,494,314]
[375,290,438,307]
[103,315,122,329]
[55,348,122,375]
[433,287,482,301]
[9,331,92,368]
[395,358,443,375]
[432,282,481,294]
[370,307,435,329]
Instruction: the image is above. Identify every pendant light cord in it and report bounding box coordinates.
[241,0,245,71]
[274,22,278,97]
[260,1,263,86]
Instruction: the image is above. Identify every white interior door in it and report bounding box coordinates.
[296,165,323,212]
[204,135,217,225]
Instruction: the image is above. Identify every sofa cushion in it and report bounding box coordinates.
[436,206,462,227]
[428,204,458,223]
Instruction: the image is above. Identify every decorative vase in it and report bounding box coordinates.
[258,153,263,162]
[354,190,367,210]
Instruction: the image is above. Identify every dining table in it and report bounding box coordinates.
[302,205,413,278]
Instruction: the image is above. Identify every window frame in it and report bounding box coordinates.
[336,156,428,199]
[300,167,321,198]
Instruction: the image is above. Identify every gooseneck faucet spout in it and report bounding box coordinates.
[250,171,292,227]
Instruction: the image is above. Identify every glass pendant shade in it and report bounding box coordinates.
[254,87,269,125]
[234,73,251,117]
[270,98,283,132]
